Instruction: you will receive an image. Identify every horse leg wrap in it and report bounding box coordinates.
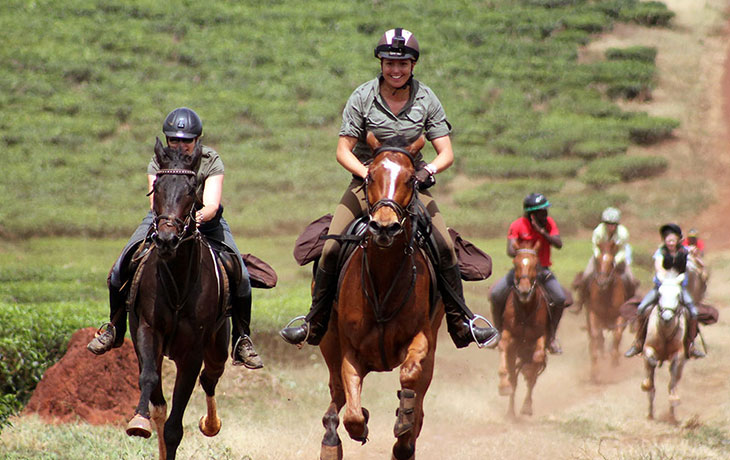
[393,389,416,437]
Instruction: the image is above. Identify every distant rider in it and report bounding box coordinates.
[489,193,567,354]
[624,223,705,359]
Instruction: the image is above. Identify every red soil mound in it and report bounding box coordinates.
[24,327,140,425]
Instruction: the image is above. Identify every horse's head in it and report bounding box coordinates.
[512,239,541,303]
[364,133,419,248]
[150,137,201,258]
[595,240,618,285]
[657,271,685,322]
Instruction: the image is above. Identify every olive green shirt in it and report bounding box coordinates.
[339,77,452,164]
[147,145,224,206]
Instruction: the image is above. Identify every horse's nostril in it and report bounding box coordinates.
[386,223,402,235]
[368,221,381,233]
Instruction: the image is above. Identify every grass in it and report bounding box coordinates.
[0,0,681,239]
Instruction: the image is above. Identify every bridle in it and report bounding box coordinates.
[364,146,417,235]
[151,168,198,251]
[513,248,538,302]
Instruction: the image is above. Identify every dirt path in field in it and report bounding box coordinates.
[10,2,730,459]
[214,3,730,459]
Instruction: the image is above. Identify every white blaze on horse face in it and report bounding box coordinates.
[381,158,401,199]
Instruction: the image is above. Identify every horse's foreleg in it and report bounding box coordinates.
[497,333,513,397]
[611,317,627,368]
[198,325,228,437]
[668,354,685,423]
[642,353,657,420]
[149,370,167,460]
[321,334,346,460]
[164,353,204,460]
[393,331,431,460]
[128,326,161,439]
[586,311,601,382]
[341,351,368,444]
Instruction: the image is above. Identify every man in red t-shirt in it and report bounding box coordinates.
[489,193,566,354]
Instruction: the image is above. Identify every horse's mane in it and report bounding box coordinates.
[379,134,409,149]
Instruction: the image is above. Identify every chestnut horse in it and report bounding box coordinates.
[125,139,230,460]
[686,252,707,305]
[584,241,628,382]
[641,272,686,422]
[497,239,549,418]
[318,139,444,460]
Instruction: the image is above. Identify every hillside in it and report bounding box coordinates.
[1,0,679,238]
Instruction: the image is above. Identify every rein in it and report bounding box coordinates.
[360,149,419,368]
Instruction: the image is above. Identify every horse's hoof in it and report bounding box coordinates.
[520,402,533,416]
[199,414,221,437]
[640,380,654,392]
[320,442,343,460]
[498,383,513,396]
[126,414,152,438]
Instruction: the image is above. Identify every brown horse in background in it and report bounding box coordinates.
[317,136,443,460]
[125,139,230,460]
[497,239,549,418]
[584,240,628,382]
[686,252,707,305]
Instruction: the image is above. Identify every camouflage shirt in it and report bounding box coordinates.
[339,76,452,164]
[147,145,224,207]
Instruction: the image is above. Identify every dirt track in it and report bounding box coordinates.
[7,2,730,459]
[219,2,730,458]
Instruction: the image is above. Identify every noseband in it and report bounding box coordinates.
[151,168,197,249]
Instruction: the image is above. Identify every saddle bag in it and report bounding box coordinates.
[448,228,492,281]
[242,253,278,289]
[293,214,333,266]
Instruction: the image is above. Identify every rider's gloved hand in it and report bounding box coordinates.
[414,165,435,191]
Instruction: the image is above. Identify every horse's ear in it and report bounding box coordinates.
[154,137,168,166]
[184,141,203,170]
[407,135,426,155]
[366,132,381,152]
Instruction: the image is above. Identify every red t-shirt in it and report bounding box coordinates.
[682,238,705,252]
[508,216,559,267]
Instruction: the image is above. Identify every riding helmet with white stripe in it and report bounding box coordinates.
[374,28,420,62]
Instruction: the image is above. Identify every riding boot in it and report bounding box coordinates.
[280,267,338,346]
[684,316,705,359]
[683,300,705,359]
[87,286,127,355]
[231,293,264,369]
[440,264,499,349]
[546,304,563,355]
[624,288,657,357]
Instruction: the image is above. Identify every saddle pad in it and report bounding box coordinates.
[242,253,278,289]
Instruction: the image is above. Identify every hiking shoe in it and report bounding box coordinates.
[232,335,264,369]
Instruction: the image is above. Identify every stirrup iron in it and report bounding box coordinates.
[280,315,310,346]
[469,314,499,349]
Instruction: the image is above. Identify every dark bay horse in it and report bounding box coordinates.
[584,241,628,382]
[641,272,686,422]
[125,139,230,460]
[318,137,443,460]
[497,239,549,418]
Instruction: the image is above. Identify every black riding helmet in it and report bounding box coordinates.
[374,28,420,62]
[162,107,203,139]
[523,193,551,213]
[660,223,682,239]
